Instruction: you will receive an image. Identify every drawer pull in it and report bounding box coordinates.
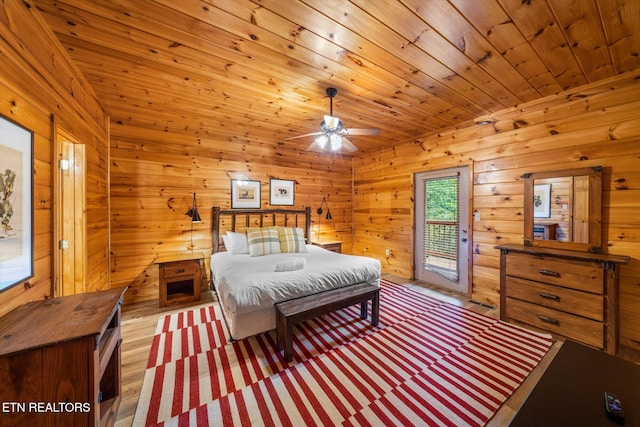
[175,268,185,273]
[538,292,560,301]
[537,314,559,325]
[538,269,560,278]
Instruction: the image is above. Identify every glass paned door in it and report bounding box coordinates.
[414,166,469,294]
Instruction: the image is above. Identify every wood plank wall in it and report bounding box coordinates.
[2,1,638,352]
[0,2,109,317]
[109,126,353,303]
[353,71,640,350]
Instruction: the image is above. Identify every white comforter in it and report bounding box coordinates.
[210,245,381,316]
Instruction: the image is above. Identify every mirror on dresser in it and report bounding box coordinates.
[523,166,602,253]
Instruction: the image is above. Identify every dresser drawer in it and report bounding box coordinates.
[506,252,603,293]
[506,298,603,348]
[161,260,198,278]
[506,276,603,321]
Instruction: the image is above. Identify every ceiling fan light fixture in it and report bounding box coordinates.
[330,133,342,150]
[323,115,341,131]
[290,86,379,152]
[315,134,329,149]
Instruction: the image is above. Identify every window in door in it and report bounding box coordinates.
[414,166,470,294]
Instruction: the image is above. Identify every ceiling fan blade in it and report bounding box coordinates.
[305,141,324,152]
[284,131,324,141]
[342,128,380,136]
[288,88,376,150]
[340,137,359,152]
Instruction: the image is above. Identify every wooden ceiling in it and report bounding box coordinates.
[34,0,640,154]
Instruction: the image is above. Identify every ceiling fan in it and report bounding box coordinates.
[284,87,380,152]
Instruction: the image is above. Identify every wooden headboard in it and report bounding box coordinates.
[212,207,312,253]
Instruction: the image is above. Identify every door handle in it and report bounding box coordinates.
[461,237,468,242]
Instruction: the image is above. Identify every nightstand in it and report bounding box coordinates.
[155,251,205,308]
[311,240,342,253]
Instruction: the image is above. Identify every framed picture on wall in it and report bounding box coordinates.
[0,114,34,292]
[269,179,294,206]
[231,179,261,209]
[533,184,551,218]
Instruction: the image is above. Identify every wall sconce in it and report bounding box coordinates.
[186,192,202,223]
[186,192,202,252]
[316,197,332,241]
[317,197,332,220]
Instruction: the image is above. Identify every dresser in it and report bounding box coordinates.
[0,287,127,426]
[496,244,628,354]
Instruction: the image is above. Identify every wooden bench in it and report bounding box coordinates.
[275,283,380,362]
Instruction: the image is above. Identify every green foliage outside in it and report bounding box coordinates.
[424,177,458,261]
[425,177,458,220]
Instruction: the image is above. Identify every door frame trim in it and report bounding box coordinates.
[53,121,87,297]
[412,162,474,296]
[52,116,60,297]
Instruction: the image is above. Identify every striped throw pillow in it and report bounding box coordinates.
[278,227,308,253]
[247,227,281,257]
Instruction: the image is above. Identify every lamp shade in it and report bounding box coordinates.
[315,134,329,149]
[329,133,342,151]
[187,193,203,223]
[318,197,332,220]
[323,115,340,130]
[188,207,202,223]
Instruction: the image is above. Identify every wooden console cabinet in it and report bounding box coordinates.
[496,244,628,354]
[0,287,127,426]
[156,251,205,308]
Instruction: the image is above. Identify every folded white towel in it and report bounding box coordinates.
[274,257,306,272]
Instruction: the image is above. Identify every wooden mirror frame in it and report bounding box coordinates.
[523,166,602,253]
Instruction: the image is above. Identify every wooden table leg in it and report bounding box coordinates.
[283,319,294,362]
[371,290,380,326]
[276,310,284,351]
[360,301,368,319]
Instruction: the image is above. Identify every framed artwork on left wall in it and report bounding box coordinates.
[0,114,34,292]
[231,179,261,209]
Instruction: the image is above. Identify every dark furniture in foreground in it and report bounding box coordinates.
[275,283,380,362]
[0,287,127,427]
[511,339,639,426]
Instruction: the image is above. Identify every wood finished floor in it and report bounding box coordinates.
[114,274,639,426]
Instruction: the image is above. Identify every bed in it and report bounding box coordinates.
[210,207,381,340]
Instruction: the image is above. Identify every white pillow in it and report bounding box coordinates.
[221,234,231,252]
[226,231,249,254]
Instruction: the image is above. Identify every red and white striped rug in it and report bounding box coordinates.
[134,279,552,426]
